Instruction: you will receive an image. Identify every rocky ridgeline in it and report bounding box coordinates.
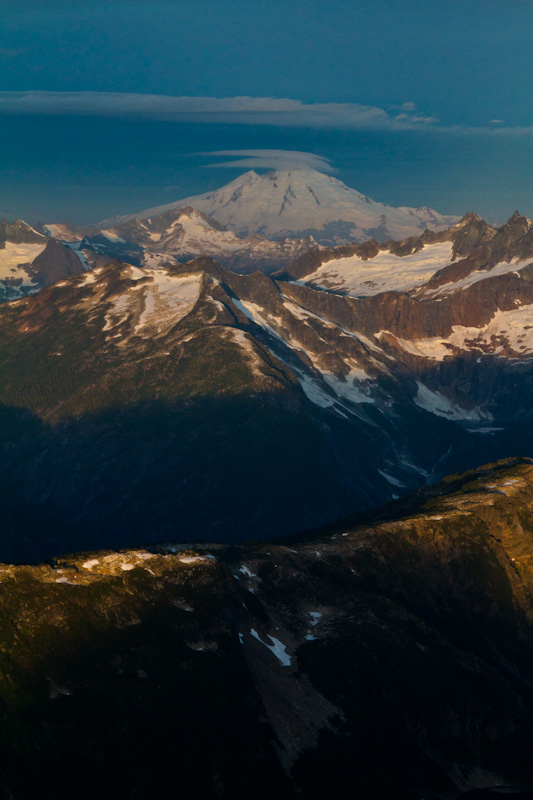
[0,458,533,799]
[41,206,314,274]
[281,210,533,286]
[0,218,47,247]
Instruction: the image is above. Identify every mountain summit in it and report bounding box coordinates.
[100,168,460,245]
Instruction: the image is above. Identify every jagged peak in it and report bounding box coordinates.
[173,254,226,281]
[0,217,48,243]
[495,210,531,236]
[455,211,484,226]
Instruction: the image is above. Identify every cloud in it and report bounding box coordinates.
[201,149,336,172]
[0,92,528,137]
[0,91,440,131]
[393,112,440,125]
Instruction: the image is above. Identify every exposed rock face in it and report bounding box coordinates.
[1,458,533,799]
[0,218,46,246]
[98,167,460,245]
[27,237,86,286]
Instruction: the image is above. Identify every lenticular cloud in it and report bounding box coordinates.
[201,149,336,172]
[0,91,437,131]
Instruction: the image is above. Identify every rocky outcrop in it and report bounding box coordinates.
[0,218,46,247]
[27,237,86,286]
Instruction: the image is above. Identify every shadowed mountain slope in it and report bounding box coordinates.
[0,458,533,798]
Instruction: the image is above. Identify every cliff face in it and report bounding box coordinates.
[1,458,533,799]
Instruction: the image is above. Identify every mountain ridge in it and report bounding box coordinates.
[0,457,533,798]
[42,205,314,274]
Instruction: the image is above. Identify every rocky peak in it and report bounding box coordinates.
[28,237,86,287]
[485,210,533,265]
[449,212,496,258]
[0,218,47,247]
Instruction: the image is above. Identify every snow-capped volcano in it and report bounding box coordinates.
[101,168,460,245]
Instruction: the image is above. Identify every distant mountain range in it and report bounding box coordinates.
[100,167,460,245]
[43,206,313,274]
[3,209,533,559]
[0,169,460,298]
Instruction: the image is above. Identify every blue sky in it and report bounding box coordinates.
[1,0,533,224]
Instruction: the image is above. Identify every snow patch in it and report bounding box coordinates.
[467,427,505,434]
[239,565,256,578]
[250,628,291,667]
[100,230,126,244]
[134,272,202,335]
[379,304,533,360]
[378,470,407,488]
[414,382,491,421]
[426,257,529,297]
[300,242,454,296]
[322,369,375,404]
[179,556,208,564]
[0,242,47,294]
